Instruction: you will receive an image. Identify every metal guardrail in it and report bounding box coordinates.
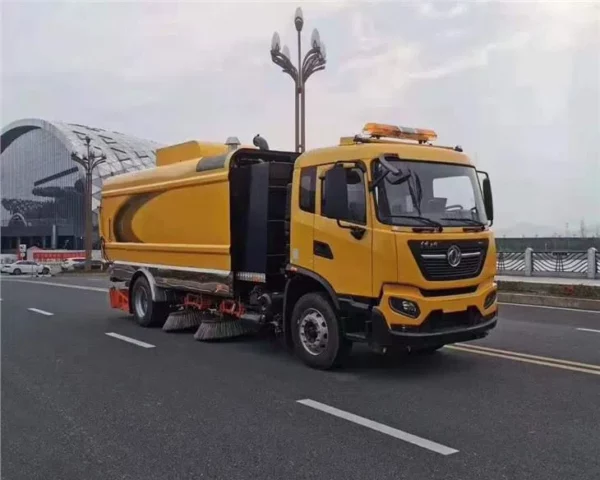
[498,248,598,279]
[497,252,525,272]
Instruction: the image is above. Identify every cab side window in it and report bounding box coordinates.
[321,167,367,224]
[299,167,317,213]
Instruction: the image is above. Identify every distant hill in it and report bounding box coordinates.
[494,222,600,238]
[496,236,600,252]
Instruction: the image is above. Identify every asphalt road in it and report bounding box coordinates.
[2,275,599,480]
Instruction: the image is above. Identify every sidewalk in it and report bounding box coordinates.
[496,274,600,312]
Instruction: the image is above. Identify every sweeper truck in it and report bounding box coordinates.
[100,122,499,369]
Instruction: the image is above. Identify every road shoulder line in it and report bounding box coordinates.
[3,279,108,293]
[499,301,600,315]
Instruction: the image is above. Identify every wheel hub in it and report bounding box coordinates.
[134,285,148,318]
[299,308,329,356]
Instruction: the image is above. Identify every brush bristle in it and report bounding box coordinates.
[194,315,255,341]
[163,310,204,332]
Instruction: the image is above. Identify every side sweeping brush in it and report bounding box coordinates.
[163,309,204,332]
[194,312,256,341]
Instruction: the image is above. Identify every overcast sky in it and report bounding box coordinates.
[1,0,599,233]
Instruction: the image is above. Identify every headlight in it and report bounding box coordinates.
[389,298,420,318]
[484,290,497,309]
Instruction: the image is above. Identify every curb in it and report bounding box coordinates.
[498,292,600,312]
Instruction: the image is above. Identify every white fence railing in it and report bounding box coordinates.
[498,248,599,279]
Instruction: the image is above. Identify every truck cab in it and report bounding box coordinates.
[284,123,497,368]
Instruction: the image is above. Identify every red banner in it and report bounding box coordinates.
[32,251,86,263]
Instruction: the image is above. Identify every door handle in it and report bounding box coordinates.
[313,241,334,260]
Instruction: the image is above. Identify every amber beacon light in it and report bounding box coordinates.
[362,122,438,143]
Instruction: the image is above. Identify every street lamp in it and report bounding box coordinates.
[71,136,106,272]
[270,6,327,153]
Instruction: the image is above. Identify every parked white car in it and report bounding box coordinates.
[1,260,51,275]
[61,257,86,272]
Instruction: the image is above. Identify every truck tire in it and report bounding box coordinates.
[291,292,351,370]
[131,276,169,328]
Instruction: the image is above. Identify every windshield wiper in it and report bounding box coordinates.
[441,217,486,227]
[386,215,444,230]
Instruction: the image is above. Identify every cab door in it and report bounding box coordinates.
[313,163,373,298]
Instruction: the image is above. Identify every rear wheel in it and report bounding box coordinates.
[291,292,351,370]
[131,276,169,328]
[42,267,50,275]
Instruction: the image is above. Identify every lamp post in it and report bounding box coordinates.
[71,136,106,272]
[270,6,327,153]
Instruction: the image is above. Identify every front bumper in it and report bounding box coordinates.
[369,308,497,348]
[366,279,498,347]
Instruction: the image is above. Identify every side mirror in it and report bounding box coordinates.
[322,165,348,220]
[481,175,494,225]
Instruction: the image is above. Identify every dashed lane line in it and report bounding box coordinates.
[297,399,459,456]
[577,328,600,334]
[105,332,155,349]
[27,308,54,316]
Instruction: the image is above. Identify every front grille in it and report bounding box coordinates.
[408,239,489,281]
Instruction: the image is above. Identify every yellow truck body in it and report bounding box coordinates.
[100,124,498,369]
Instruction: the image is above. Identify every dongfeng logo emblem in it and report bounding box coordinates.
[447,245,462,267]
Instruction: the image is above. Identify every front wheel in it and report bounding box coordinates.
[291,292,351,370]
[12,268,22,276]
[131,276,169,328]
[42,268,50,275]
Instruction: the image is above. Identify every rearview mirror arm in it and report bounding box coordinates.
[336,219,366,240]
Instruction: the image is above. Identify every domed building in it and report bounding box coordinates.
[1,118,163,252]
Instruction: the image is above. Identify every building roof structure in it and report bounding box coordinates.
[1,118,164,213]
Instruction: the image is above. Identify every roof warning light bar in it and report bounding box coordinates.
[362,122,438,143]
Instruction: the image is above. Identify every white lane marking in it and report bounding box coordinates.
[577,328,600,334]
[499,302,600,314]
[27,308,54,316]
[297,399,458,456]
[105,332,155,349]
[3,279,107,293]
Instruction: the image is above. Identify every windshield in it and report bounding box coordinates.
[372,159,488,227]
